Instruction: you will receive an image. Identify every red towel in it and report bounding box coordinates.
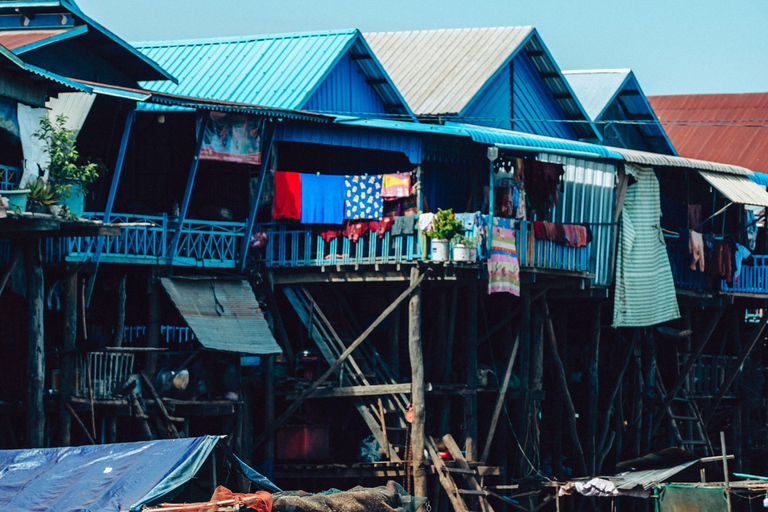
[532,221,546,239]
[273,171,301,219]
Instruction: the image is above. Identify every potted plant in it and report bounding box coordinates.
[426,208,463,262]
[2,187,30,213]
[24,177,57,214]
[452,234,477,262]
[34,114,101,218]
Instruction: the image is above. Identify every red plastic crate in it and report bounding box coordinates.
[275,424,330,460]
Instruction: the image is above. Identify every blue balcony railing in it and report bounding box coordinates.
[259,217,592,275]
[0,164,20,191]
[66,212,245,268]
[722,255,768,294]
[666,243,708,292]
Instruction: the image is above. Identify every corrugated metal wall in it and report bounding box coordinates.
[303,53,389,117]
[538,153,616,286]
[461,64,512,130]
[513,53,578,141]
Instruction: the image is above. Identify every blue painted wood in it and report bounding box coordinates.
[0,165,21,191]
[167,113,208,267]
[461,64,512,130]
[0,13,73,29]
[237,122,275,272]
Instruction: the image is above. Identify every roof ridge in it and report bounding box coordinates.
[133,28,359,48]
[364,25,534,36]
[562,68,632,75]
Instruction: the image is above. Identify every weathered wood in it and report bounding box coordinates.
[285,382,426,399]
[542,296,587,475]
[529,302,544,465]
[254,269,429,450]
[25,239,45,448]
[145,272,160,377]
[652,307,725,436]
[481,332,519,464]
[722,431,733,512]
[0,248,21,297]
[65,402,95,445]
[409,267,427,497]
[516,289,531,477]
[387,289,401,377]
[426,436,470,512]
[437,287,458,437]
[265,272,294,366]
[60,271,77,446]
[702,309,768,424]
[442,434,495,512]
[140,372,181,438]
[465,283,478,462]
[114,275,127,347]
[587,307,600,474]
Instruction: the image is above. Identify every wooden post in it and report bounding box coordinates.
[264,355,275,480]
[587,306,600,474]
[721,431,732,512]
[60,270,78,446]
[530,301,544,464]
[515,289,531,476]
[387,289,401,378]
[465,283,478,462]
[437,287,458,437]
[26,239,45,448]
[114,275,127,347]
[409,267,427,497]
[481,332,519,463]
[145,272,160,377]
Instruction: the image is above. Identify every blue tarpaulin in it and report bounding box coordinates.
[0,436,279,512]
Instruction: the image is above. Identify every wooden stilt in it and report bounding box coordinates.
[409,267,427,497]
[481,332,519,463]
[465,283,478,462]
[25,239,45,448]
[516,289,531,477]
[437,287,458,437]
[65,403,95,445]
[145,271,160,377]
[552,308,568,479]
[387,289,401,377]
[60,271,78,446]
[530,301,544,465]
[587,306,600,474]
[264,355,275,480]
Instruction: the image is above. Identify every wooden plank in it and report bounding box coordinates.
[587,307,600,473]
[465,283,478,461]
[284,382,428,399]
[481,332,520,464]
[60,271,77,446]
[0,248,20,297]
[426,436,470,512]
[140,372,181,438]
[442,434,495,512]
[253,269,430,449]
[409,267,427,496]
[64,402,95,445]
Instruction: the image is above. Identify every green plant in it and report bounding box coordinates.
[33,114,102,198]
[25,177,57,206]
[426,208,464,240]
[452,233,476,246]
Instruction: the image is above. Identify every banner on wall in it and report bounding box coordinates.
[200,112,263,165]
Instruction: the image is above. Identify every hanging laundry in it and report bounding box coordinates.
[455,212,479,233]
[525,160,565,215]
[515,187,527,220]
[369,217,394,238]
[344,174,383,220]
[488,217,520,296]
[574,225,589,248]
[733,243,751,284]
[689,231,705,272]
[381,173,411,199]
[745,209,757,251]
[688,204,703,232]
[342,220,370,242]
[418,212,435,232]
[319,226,343,243]
[273,171,302,220]
[300,174,345,225]
[391,215,415,236]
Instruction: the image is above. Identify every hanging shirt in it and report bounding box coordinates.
[300,174,345,225]
[273,171,302,220]
[344,174,383,220]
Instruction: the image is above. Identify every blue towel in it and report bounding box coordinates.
[300,174,345,225]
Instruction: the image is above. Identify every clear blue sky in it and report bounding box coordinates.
[78,0,768,96]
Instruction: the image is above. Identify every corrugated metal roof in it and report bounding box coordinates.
[648,93,768,175]
[160,278,281,355]
[0,28,79,51]
[45,92,96,135]
[364,27,598,139]
[699,171,768,207]
[609,146,751,175]
[563,69,632,122]
[609,460,699,490]
[135,30,411,116]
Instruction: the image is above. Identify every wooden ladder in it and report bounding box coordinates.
[426,434,495,512]
[656,368,712,455]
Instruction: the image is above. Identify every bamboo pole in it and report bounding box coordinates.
[409,267,427,496]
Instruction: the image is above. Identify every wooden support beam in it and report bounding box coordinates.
[140,372,181,438]
[542,296,587,475]
[465,283,478,462]
[481,332,519,464]
[253,269,430,449]
[60,270,78,446]
[426,436,470,512]
[702,309,768,424]
[387,289,401,377]
[409,267,428,496]
[114,275,127,347]
[265,272,294,366]
[26,239,45,448]
[145,271,160,377]
[285,382,426,399]
[0,248,20,297]
[587,307,600,474]
[651,307,725,436]
[264,354,275,480]
[65,402,95,445]
[438,287,458,437]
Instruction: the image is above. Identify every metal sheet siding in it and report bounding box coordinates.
[461,62,512,129]
[610,147,751,175]
[699,171,768,207]
[539,153,616,286]
[304,52,388,116]
[45,92,96,136]
[648,92,768,175]
[513,52,577,140]
[160,278,281,355]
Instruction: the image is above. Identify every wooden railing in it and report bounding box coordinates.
[678,353,740,398]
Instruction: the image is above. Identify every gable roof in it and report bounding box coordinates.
[564,69,676,155]
[648,93,768,174]
[364,26,598,139]
[0,0,174,83]
[135,29,413,117]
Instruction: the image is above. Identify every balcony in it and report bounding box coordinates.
[66,213,245,268]
[259,217,592,275]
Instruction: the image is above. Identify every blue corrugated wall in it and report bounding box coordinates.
[513,53,578,140]
[461,65,512,130]
[303,53,389,117]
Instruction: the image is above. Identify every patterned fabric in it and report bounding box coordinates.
[381,173,411,199]
[488,217,520,296]
[613,164,680,327]
[344,174,383,220]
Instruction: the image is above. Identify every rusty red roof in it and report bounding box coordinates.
[648,93,768,174]
[0,29,71,50]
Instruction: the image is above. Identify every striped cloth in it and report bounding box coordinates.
[488,217,520,296]
[613,165,680,327]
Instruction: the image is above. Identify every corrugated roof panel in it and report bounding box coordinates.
[562,69,631,122]
[365,27,533,115]
[648,93,768,175]
[611,146,750,175]
[699,171,768,207]
[0,28,76,51]
[160,278,281,355]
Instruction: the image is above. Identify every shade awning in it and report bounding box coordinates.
[699,171,768,207]
[160,278,281,355]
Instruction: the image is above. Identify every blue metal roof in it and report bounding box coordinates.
[563,69,677,155]
[135,29,413,117]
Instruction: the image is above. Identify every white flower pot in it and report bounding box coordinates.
[453,243,471,262]
[430,239,450,262]
[469,245,478,262]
